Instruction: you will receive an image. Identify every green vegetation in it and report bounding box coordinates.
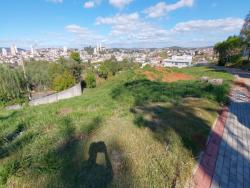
[0,65,27,105]
[0,55,141,106]
[52,71,76,91]
[85,71,96,88]
[26,61,52,91]
[0,66,233,187]
[0,57,83,106]
[70,52,81,63]
[214,11,250,66]
[26,59,82,92]
[98,57,119,79]
[214,36,243,66]
[97,57,141,80]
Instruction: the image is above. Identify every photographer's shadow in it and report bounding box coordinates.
[78,141,113,188]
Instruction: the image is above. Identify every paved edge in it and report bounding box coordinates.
[191,106,229,188]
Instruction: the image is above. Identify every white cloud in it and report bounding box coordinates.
[96,12,139,25]
[172,18,244,33]
[66,25,90,34]
[65,24,104,46]
[83,0,102,8]
[47,0,63,3]
[3,16,244,49]
[95,15,244,47]
[109,0,133,8]
[144,0,194,18]
[96,13,170,47]
[84,1,95,8]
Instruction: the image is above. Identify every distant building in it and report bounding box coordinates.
[93,43,105,55]
[14,45,18,53]
[2,48,7,56]
[163,55,193,68]
[10,45,17,56]
[31,45,39,56]
[63,46,67,54]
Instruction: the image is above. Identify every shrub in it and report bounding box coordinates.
[85,71,96,88]
[52,71,75,91]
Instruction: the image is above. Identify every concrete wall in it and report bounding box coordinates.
[29,83,82,106]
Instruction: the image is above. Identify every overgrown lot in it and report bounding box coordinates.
[0,67,233,187]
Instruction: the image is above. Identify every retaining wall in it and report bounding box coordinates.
[29,83,82,106]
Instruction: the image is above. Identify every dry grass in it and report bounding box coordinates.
[82,98,219,188]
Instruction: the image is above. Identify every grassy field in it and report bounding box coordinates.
[0,66,233,188]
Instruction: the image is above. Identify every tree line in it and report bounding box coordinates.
[214,11,250,66]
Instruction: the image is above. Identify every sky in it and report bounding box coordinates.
[0,0,249,49]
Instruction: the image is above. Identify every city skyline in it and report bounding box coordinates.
[0,0,249,48]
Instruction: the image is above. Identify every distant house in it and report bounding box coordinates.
[163,55,193,68]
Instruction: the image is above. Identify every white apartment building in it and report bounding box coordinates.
[163,55,193,68]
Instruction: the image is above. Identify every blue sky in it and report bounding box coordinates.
[0,0,249,48]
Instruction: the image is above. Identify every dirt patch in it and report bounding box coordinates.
[142,67,193,83]
[162,73,193,83]
[143,71,157,81]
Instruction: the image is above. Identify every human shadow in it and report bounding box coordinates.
[42,117,114,188]
[77,141,113,188]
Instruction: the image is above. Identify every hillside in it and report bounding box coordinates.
[0,67,233,187]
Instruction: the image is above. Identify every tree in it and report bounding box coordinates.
[214,36,242,66]
[97,58,119,79]
[56,57,82,83]
[98,63,109,79]
[70,52,81,63]
[240,11,250,61]
[68,60,82,83]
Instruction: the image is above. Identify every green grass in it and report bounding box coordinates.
[0,67,233,187]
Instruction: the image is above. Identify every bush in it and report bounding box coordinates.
[85,72,96,88]
[52,71,75,91]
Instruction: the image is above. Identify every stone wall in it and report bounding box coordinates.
[29,83,82,106]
